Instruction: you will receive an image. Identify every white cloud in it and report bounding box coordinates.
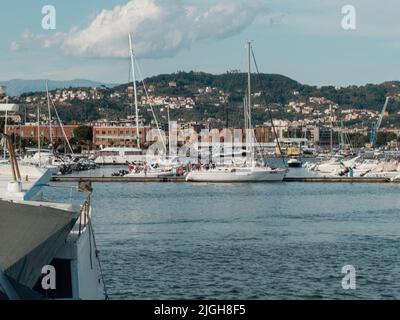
[45,0,269,59]
[10,41,20,51]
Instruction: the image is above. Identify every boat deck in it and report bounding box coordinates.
[0,165,44,200]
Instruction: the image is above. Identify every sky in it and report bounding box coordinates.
[1,0,400,86]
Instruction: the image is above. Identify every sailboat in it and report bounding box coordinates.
[186,42,286,183]
[95,34,167,166]
[21,81,73,169]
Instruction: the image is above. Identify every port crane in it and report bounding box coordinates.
[370,96,391,147]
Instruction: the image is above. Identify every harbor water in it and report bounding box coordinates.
[45,166,400,300]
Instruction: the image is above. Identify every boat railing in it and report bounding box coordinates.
[77,192,92,237]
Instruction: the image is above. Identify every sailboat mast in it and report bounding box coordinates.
[37,105,41,166]
[330,104,333,154]
[247,42,252,120]
[247,41,254,167]
[167,105,171,158]
[3,98,7,160]
[129,33,140,149]
[46,81,53,149]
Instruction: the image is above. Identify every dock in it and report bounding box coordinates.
[50,176,400,184]
[51,176,187,183]
[283,177,398,183]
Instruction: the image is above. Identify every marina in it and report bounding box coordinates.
[1,0,400,304]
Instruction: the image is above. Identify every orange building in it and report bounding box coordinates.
[6,124,78,142]
[93,125,150,147]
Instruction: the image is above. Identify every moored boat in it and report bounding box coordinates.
[0,128,106,300]
[186,166,286,182]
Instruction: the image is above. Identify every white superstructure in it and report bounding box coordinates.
[94,147,146,165]
[0,162,106,300]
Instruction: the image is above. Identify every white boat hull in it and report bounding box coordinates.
[124,171,175,178]
[186,168,286,182]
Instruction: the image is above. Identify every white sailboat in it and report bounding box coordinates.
[95,34,166,165]
[186,42,286,183]
[21,81,73,170]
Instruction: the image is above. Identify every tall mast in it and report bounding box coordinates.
[46,80,53,149]
[3,97,8,160]
[330,104,333,154]
[247,41,252,120]
[129,33,140,149]
[167,105,171,158]
[247,41,254,167]
[37,105,41,166]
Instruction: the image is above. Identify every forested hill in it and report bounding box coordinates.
[13,71,400,126]
[115,71,400,111]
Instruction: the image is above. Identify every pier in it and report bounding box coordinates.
[50,176,400,184]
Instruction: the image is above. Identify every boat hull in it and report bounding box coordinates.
[186,168,286,182]
[124,171,175,178]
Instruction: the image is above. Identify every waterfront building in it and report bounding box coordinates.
[92,123,151,147]
[6,124,78,142]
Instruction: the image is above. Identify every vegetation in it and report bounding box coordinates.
[73,125,93,146]
[15,71,400,127]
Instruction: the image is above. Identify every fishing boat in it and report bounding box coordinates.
[0,127,106,300]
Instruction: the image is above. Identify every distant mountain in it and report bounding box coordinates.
[0,79,118,96]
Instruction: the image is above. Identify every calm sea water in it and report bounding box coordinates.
[45,167,400,300]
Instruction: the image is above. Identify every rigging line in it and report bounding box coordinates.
[87,213,110,299]
[250,46,287,167]
[49,94,74,154]
[134,59,167,151]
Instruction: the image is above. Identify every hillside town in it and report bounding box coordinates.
[2,72,400,155]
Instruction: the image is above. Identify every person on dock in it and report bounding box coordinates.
[144,162,149,176]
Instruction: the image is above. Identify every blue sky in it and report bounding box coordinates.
[1,0,400,86]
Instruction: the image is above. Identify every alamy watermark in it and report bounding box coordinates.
[42,5,56,30]
[143,122,258,165]
[41,265,56,290]
[342,265,356,290]
[341,5,356,30]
